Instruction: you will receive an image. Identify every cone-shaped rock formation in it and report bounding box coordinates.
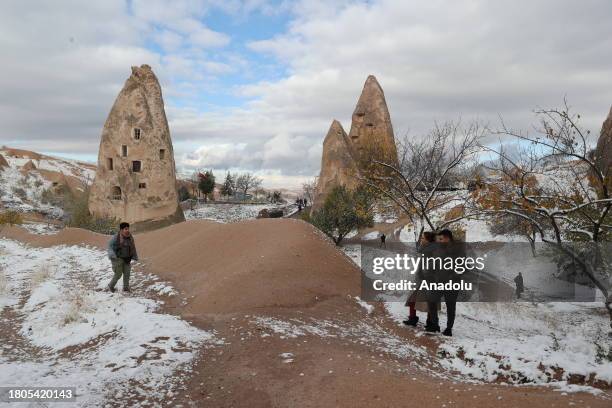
[348,75,398,165]
[311,120,359,212]
[311,75,399,211]
[88,65,184,231]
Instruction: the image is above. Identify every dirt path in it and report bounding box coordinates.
[2,220,610,407]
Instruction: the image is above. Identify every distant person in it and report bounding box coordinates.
[107,222,138,293]
[304,198,308,207]
[514,272,524,299]
[426,229,461,336]
[403,231,436,327]
[380,233,386,248]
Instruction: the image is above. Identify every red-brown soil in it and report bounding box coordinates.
[2,219,610,407]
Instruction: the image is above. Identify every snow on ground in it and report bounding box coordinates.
[386,302,611,391]
[20,223,61,235]
[184,203,286,223]
[342,240,611,392]
[362,231,380,240]
[251,315,433,366]
[0,239,221,406]
[1,150,96,184]
[0,166,61,216]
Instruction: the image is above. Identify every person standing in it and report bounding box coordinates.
[403,231,436,326]
[107,222,138,293]
[380,233,386,248]
[426,229,461,336]
[514,272,524,299]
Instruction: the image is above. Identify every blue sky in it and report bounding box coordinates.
[2,0,612,188]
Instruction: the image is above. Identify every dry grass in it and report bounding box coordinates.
[0,268,7,295]
[30,265,52,287]
[63,288,93,325]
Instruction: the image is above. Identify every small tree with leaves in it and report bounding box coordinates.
[198,171,215,202]
[311,185,374,246]
[220,172,234,199]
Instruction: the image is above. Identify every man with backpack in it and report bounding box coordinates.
[107,222,138,293]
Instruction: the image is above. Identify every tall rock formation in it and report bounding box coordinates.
[348,75,398,166]
[595,106,612,188]
[311,120,359,212]
[89,65,184,231]
[311,75,399,212]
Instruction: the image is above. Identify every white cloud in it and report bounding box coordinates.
[2,0,612,188]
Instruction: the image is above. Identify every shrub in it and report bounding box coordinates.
[178,185,191,202]
[62,289,92,325]
[0,210,23,226]
[310,185,374,245]
[64,187,118,234]
[11,186,27,200]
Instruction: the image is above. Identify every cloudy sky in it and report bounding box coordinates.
[1,0,611,188]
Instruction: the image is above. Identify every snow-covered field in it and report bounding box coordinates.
[0,149,95,217]
[184,202,287,223]
[0,150,95,184]
[0,167,61,216]
[0,239,221,406]
[342,232,612,393]
[385,302,611,393]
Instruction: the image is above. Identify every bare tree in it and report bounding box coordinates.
[235,173,263,199]
[302,177,318,205]
[475,101,612,326]
[360,120,485,241]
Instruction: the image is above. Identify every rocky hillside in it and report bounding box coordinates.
[0,146,96,217]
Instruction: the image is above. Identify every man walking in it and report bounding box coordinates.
[107,222,138,293]
[380,233,386,248]
[514,272,524,299]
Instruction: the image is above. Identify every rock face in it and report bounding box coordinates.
[0,154,9,169]
[595,106,612,186]
[311,75,399,212]
[311,120,359,212]
[89,65,184,231]
[348,75,398,166]
[22,159,37,171]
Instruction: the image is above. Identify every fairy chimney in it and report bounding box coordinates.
[311,120,359,211]
[88,64,184,231]
[311,75,399,212]
[348,75,399,166]
[595,106,612,186]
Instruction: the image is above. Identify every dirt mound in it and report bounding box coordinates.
[1,219,360,314]
[1,226,108,247]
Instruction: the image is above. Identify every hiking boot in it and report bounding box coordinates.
[442,328,453,337]
[123,287,131,293]
[107,286,116,293]
[425,324,440,333]
[402,316,419,326]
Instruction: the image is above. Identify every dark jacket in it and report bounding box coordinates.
[406,242,435,304]
[514,274,524,292]
[108,233,139,263]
